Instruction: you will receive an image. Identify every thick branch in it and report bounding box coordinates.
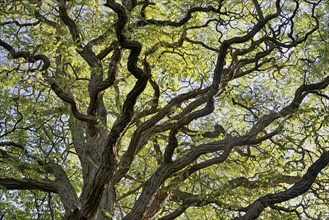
[124,73,329,219]
[69,1,151,219]
[97,41,119,60]
[113,87,209,184]
[0,39,50,70]
[163,1,282,163]
[88,48,121,116]
[249,75,329,135]
[252,0,264,20]
[235,150,329,220]
[48,162,80,212]
[0,178,56,193]
[43,74,98,123]
[0,39,97,124]
[137,5,220,27]
[58,0,100,68]
[280,75,329,116]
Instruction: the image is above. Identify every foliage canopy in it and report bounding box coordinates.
[1,0,329,219]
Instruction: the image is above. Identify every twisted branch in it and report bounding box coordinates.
[235,150,329,220]
[0,39,98,124]
[70,1,151,218]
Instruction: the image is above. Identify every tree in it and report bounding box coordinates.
[1,0,329,219]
